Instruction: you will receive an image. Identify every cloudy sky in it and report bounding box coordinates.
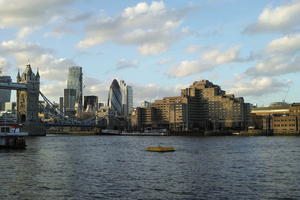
[0,0,299,106]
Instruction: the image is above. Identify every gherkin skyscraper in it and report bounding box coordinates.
[108,79,122,115]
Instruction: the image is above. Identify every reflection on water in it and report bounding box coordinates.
[1,136,300,199]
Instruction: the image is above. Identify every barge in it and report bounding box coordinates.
[0,125,28,149]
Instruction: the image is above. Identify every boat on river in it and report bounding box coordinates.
[0,125,28,149]
[146,146,175,152]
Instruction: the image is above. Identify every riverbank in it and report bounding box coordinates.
[46,129,300,136]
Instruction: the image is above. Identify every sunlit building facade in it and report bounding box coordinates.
[120,80,133,117]
[131,80,250,132]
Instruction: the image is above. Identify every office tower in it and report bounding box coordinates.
[98,103,104,108]
[0,76,12,111]
[119,80,133,116]
[64,89,76,117]
[59,97,63,114]
[108,79,122,115]
[127,85,133,115]
[141,101,152,108]
[84,96,98,112]
[67,66,83,113]
[5,102,16,113]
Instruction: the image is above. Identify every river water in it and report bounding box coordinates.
[1,135,300,200]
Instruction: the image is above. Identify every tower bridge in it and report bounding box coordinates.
[0,63,118,136]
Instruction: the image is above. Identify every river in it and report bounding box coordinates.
[1,135,300,199]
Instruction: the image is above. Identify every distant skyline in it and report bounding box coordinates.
[0,0,299,107]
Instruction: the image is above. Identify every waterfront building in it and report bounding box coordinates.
[64,88,76,117]
[131,80,250,132]
[251,102,290,116]
[107,79,122,115]
[84,96,98,112]
[250,102,300,134]
[0,76,12,111]
[186,80,250,130]
[67,66,83,113]
[119,80,133,117]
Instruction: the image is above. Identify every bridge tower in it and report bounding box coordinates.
[17,64,44,136]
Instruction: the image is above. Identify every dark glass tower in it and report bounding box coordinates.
[108,79,122,115]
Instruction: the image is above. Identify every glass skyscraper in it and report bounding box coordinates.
[84,96,98,112]
[0,76,12,111]
[119,80,133,116]
[64,88,76,117]
[108,79,122,115]
[67,66,83,113]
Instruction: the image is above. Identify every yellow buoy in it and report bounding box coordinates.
[146,146,175,152]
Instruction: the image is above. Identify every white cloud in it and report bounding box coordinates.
[167,46,243,78]
[228,77,289,97]
[246,54,300,76]
[0,57,10,74]
[77,1,191,55]
[138,42,169,56]
[40,81,66,101]
[245,1,300,34]
[116,59,139,70]
[167,60,213,78]
[0,0,75,37]
[202,46,240,64]
[0,40,75,82]
[245,34,300,77]
[266,34,300,53]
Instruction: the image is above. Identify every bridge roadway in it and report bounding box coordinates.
[0,121,101,128]
[44,122,102,128]
[0,82,27,90]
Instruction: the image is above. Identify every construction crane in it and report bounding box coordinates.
[282,85,290,103]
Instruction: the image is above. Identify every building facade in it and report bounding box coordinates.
[0,76,12,111]
[84,95,98,112]
[5,102,16,113]
[131,80,250,132]
[67,66,83,113]
[59,97,63,114]
[64,88,76,117]
[119,80,133,117]
[249,102,300,134]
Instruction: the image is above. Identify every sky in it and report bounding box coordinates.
[0,0,299,107]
